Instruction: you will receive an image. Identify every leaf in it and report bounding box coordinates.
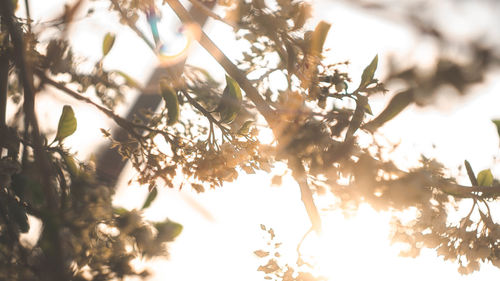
[191,183,205,193]
[160,80,180,125]
[113,70,141,88]
[363,102,373,115]
[102,32,116,57]
[215,75,242,123]
[155,220,183,242]
[308,21,331,56]
[141,187,158,210]
[492,120,500,139]
[237,120,254,135]
[254,250,270,258]
[345,95,368,141]
[363,89,414,132]
[464,160,478,186]
[63,154,79,176]
[477,169,493,187]
[54,105,77,143]
[358,54,378,90]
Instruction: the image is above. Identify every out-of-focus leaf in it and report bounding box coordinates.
[345,95,368,141]
[464,160,478,186]
[54,105,77,143]
[113,207,129,216]
[63,154,79,176]
[113,70,141,88]
[102,32,116,57]
[477,169,493,187]
[11,0,18,11]
[492,120,500,139]
[363,102,373,115]
[254,250,270,258]
[308,21,331,56]
[215,75,242,123]
[358,54,378,90]
[363,89,414,132]
[237,120,254,135]
[160,80,180,125]
[191,183,205,193]
[155,220,183,242]
[141,187,158,210]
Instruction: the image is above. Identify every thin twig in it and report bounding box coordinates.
[165,0,277,128]
[109,0,156,52]
[180,89,231,136]
[296,226,314,261]
[186,0,237,28]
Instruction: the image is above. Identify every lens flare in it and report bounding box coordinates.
[157,23,200,67]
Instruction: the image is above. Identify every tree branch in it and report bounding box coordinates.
[437,180,500,199]
[289,156,322,232]
[180,89,231,136]
[0,2,68,279]
[164,0,323,231]
[164,0,277,129]
[0,41,7,128]
[186,0,237,28]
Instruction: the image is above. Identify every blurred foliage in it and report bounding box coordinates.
[2,0,500,280]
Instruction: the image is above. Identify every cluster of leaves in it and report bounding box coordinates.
[0,100,182,280]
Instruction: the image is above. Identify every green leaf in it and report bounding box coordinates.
[477,169,493,187]
[63,154,79,176]
[226,75,242,102]
[363,89,414,132]
[160,80,180,125]
[141,187,158,210]
[359,54,378,90]
[155,220,183,242]
[113,70,141,88]
[464,160,478,186]
[344,98,365,141]
[216,75,242,123]
[237,120,254,135]
[102,32,116,57]
[54,105,77,143]
[308,21,331,56]
[492,120,500,139]
[363,102,373,115]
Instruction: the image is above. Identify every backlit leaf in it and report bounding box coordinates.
[216,75,242,123]
[237,120,254,135]
[54,105,77,143]
[363,89,413,132]
[141,187,158,210]
[155,220,183,242]
[113,70,141,88]
[160,80,180,125]
[102,32,116,57]
[477,169,493,187]
[359,54,378,90]
[492,120,500,139]
[308,21,331,56]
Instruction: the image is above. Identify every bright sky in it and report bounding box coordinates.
[16,0,500,280]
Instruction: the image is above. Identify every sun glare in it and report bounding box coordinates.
[297,205,396,280]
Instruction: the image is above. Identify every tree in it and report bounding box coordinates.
[1,0,500,280]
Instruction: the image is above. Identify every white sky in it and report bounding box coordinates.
[15,0,500,280]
